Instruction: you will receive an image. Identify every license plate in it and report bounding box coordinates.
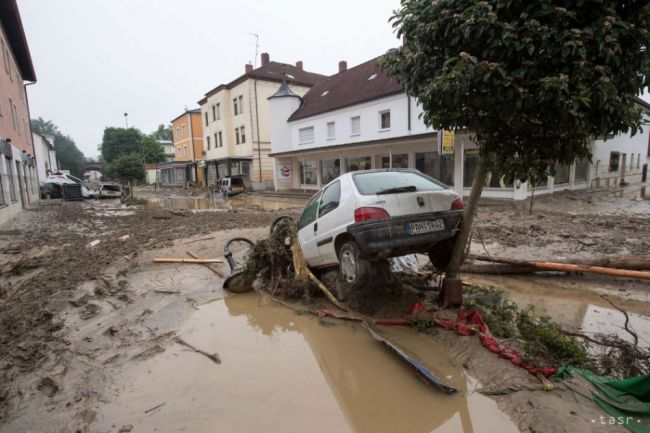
[405,219,445,235]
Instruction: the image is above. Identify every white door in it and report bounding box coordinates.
[297,192,322,267]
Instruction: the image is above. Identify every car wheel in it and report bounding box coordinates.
[428,238,456,272]
[44,192,51,200]
[338,240,372,292]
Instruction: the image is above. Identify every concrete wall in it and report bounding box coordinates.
[590,127,649,188]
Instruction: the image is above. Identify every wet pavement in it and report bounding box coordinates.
[93,293,520,433]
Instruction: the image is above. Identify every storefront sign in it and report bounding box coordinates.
[277,163,292,181]
[442,130,455,155]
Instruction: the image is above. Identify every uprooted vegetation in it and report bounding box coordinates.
[461,285,650,379]
[242,218,317,299]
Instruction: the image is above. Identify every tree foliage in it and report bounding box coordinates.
[150,124,172,141]
[100,127,165,165]
[31,118,86,177]
[381,0,650,182]
[109,153,145,185]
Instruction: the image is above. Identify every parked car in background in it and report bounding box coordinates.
[39,182,62,199]
[296,169,464,291]
[220,176,247,196]
[97,182,122,199]
[46,173,98,199]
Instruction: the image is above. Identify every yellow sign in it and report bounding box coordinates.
[442,130,455,155]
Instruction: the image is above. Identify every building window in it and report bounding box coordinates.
[235,127,241,144]
[637,154,641,169]
[204,112,209,126]
[212,105,216,121]
[233,98,239,115]
[418,151,454,186]
[379,110,391,130]
[9,98,16,130]
[609,151,620,172]
[1,39,8,74]
[345,156,371,172]
[376,153,408,169]
[630,153,635,169]
[218,131,223,147]
[181,125,186,136]
[175,127,179,138]
[238,95,244,114]
[216,103,221,120]
[350,116,361,136]
[326,122,335,140]
[5,157,16,201]
[240,126,245,143]
[206,135,211,150]
[299,126,314,144]
[574,158,589,183]
[213,133,218,150]
[321,159,340,185]
[300,160,318,185]
[184,145,188,157]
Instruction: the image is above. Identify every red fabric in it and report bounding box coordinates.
[433,308,557,377]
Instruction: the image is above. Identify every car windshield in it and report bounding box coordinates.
[352,171,447,195]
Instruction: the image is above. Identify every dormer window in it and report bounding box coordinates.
[321,90,329,97]
[368,73,378,80]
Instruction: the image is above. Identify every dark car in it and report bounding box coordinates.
[39,182,62,199]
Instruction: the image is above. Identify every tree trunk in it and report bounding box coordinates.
[445,156,490,278]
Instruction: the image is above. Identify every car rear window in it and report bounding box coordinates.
[352,171,447,195]
[231,178,244,186]
[102,185,121,192]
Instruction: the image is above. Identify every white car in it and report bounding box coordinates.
[45,173,97,199]
[97,183,122,198]
[297,169,464,291]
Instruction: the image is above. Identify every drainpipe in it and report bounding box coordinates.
[24,81,37,203]
[407,95,411,132]
[187,110,197,183]
[254,76,262,182]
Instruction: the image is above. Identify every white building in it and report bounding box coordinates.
[32,131,57,182]
[198,53,325,189]
[269,57,649,200]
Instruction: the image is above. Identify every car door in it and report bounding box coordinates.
[297,191,322,267]
[315,181,343,266]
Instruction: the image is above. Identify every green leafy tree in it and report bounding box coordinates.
[150,124,172,141]
[100,127,165,164]
[109,153,145,196]
[31,118,86,177]
[382,0,650,279]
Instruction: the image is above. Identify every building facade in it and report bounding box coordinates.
[270,57,649,200]
[160,109,204,187]
[0,0,38,225]
[198,53,325,190]
[32,131,57,182]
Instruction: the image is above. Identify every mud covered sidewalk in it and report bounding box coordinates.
[0,188,648,433]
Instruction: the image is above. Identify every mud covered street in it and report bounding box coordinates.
[0,188,648,433]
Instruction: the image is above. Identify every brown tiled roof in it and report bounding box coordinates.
[288,57,403,121]
[0,0,36,81]
[201,61,327,102]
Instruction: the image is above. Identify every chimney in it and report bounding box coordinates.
[261,52,270,66]
[338,60,347,73]
[295,61,303,70]
[245,63,253,74]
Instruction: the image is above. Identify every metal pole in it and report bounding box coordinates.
[124,113,129,128]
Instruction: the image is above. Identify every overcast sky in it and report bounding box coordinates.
[19,0,402,158]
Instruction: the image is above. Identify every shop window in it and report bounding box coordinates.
[609,152,620,172]
[415,152,454,186]
[554,162,570,185]
[376,154,408,169]
[346,156,371,172]
[321,159,340,185]
[574,158,589,183]
[300,160,318,185]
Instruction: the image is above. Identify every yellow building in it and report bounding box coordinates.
[161,109,204,186]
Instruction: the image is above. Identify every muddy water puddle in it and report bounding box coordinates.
[94,293,519,433]
[147,195,304,211]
